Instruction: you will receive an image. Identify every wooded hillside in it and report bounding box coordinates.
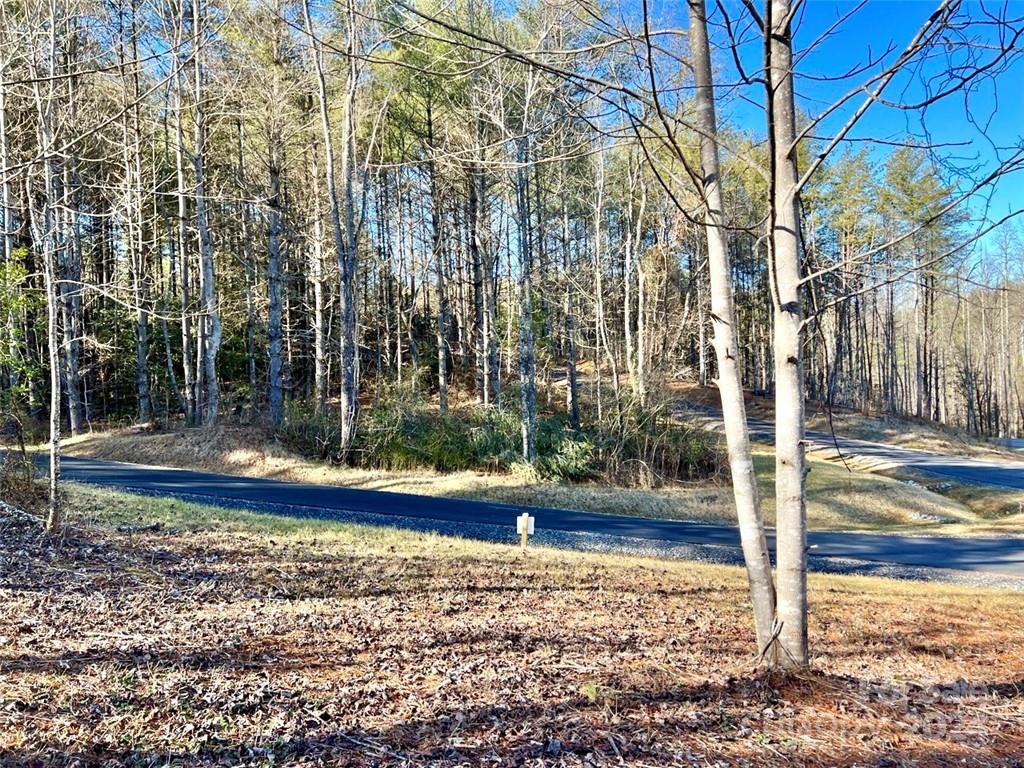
[2,0,1021,442]
[3,0,1024,670]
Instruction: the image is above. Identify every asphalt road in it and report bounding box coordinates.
[793,424,1024,490]
[52,454,1024,578]
[681,405,1024,491]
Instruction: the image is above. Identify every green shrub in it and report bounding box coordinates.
[279,402,342,460]
[353,395,522,473]
[538,434,597,482]
[536,416,597,482]
[278,385,723,488]
[596,402,724,488]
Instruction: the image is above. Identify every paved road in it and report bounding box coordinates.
[680,405,1024,491]
[52,455,1024,578]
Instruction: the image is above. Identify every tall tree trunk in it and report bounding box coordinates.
[466,0,497,404]
[59,164,85,434]
[122,4,151,423]
[308,141,329,414]
[337,0,360,454]
[592,154,621,424]
[0,65,11,265]
[27,11,63,531]
[560,167,580,431]
[688,0,777,657]
[192,0,220,426]
[515,138,537,462]
[232,119,259,418]
[426,101,448,414]
[485,192,499,404]
[766,0,808,668]
[304,0,358,456]
[158,194,187,415]
[469,167,489,405]
[42,202,62,534]
[266,7,285,429]
[133,18,151,424]
[267,158,284,428]
[173,3,196,425]
[632,172,648,404]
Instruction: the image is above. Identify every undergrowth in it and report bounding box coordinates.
[279,384,723,488]
[0,411,45,511]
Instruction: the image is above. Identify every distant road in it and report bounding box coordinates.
[49,455,1024,578]
[679,404,1024,491]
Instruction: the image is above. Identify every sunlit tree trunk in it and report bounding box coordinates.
[337,0,360,454]
[304,0,359,455]
[560,165,580,431]
[688,0,777,658]
[119,4,151,423]
[172,0,196,425]
[766,0,808,668]
[28,6,63,532]
[0,59,10,265]
[307,142,329,415]
[426,99,449,414]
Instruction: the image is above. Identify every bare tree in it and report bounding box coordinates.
[687,0,777,658]
[192,0,220,425]
[303,0,360,456]
[763,0,808,667]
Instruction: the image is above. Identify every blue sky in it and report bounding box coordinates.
[700,1,1024,232]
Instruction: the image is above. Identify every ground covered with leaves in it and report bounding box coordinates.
[2,486,1024,767]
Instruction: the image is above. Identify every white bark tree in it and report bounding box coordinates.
[687,0,777,658]
[765,0,809,668]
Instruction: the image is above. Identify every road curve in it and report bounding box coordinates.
[52,454,1024,578]
[799,424,1024,490]
[680,404,1024,491]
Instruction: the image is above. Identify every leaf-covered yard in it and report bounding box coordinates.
[2,486,1024,767]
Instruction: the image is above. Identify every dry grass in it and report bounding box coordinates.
[776,449,974,529]
[876,467,1024,534]
[808,411,1021,461]
[58,425,985,532]
[672,382,1021,460]
[2,485,1023,767]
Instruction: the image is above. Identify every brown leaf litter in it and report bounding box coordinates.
[2,496,1023,767]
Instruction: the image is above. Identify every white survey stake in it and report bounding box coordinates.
[517,512,535,549]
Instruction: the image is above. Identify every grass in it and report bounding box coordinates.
[754,449,976,529]
[58,424,994,533]
[672,381,1023,460]
[2,485,1023,767]
[875,466,1024,535]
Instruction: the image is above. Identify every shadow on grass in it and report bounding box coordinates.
[3,672,1023,767]
[5,505,1024,768]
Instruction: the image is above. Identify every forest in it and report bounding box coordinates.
[2,0,1024,673]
